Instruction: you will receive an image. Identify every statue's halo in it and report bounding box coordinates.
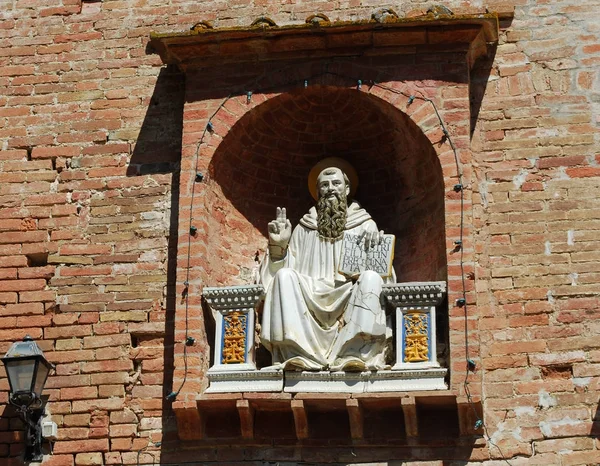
[308,157,359,201]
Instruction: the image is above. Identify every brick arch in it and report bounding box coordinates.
[199,85,449,284]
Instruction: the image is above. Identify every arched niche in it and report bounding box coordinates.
[203,85,447,284]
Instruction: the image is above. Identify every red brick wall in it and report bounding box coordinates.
[1,0,600,465]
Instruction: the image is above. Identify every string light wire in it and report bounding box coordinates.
[166,94,233,401]
[369,81,512,465]
[169,67,512,464]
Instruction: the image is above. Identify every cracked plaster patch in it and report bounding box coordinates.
[538,390,557,409]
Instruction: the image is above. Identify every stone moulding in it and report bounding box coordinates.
[206,369,284,393]
[202,285,265,312]
[381,281,446,306]
[205,367,449,394]
[285,368,448,393]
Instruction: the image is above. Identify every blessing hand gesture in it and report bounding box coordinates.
[268,207,292,249]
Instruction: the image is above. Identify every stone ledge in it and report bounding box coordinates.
[150,14,503,71]
[285,368,448,393]
[205,368,448,394]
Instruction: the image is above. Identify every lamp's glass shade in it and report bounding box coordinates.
[2,336,53,404]
[33,360,51,397]
[5,359,36,393]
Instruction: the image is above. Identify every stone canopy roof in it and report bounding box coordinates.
[150,12,509,71]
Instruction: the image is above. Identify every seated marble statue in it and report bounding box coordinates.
[259,158,396,371]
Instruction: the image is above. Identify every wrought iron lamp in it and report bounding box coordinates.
[2,335,54,462]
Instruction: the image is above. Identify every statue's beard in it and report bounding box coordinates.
[317,192,348,241]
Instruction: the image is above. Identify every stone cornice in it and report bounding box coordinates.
[202,285,265,312]
[149,13,504,72]
[382,281,447,306]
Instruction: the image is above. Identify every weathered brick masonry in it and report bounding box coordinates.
[1,0,599,465]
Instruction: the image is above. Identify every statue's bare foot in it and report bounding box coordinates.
[336,358,367,372]
[260,363,284,371]
[275,356,325,371]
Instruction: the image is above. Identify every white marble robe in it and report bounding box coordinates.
[259,202,394,371]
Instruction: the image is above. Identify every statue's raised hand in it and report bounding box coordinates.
[268,207,292,259]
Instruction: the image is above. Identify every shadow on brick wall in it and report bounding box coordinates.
[123,66,185,450]
[470,44,498,139]
[160,168,181,446]
[127,66,184,176]
[0,404,25,459]
[593,403,600,437]
[469,14,513,138]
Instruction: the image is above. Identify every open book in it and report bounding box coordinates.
[338,232,395,279]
